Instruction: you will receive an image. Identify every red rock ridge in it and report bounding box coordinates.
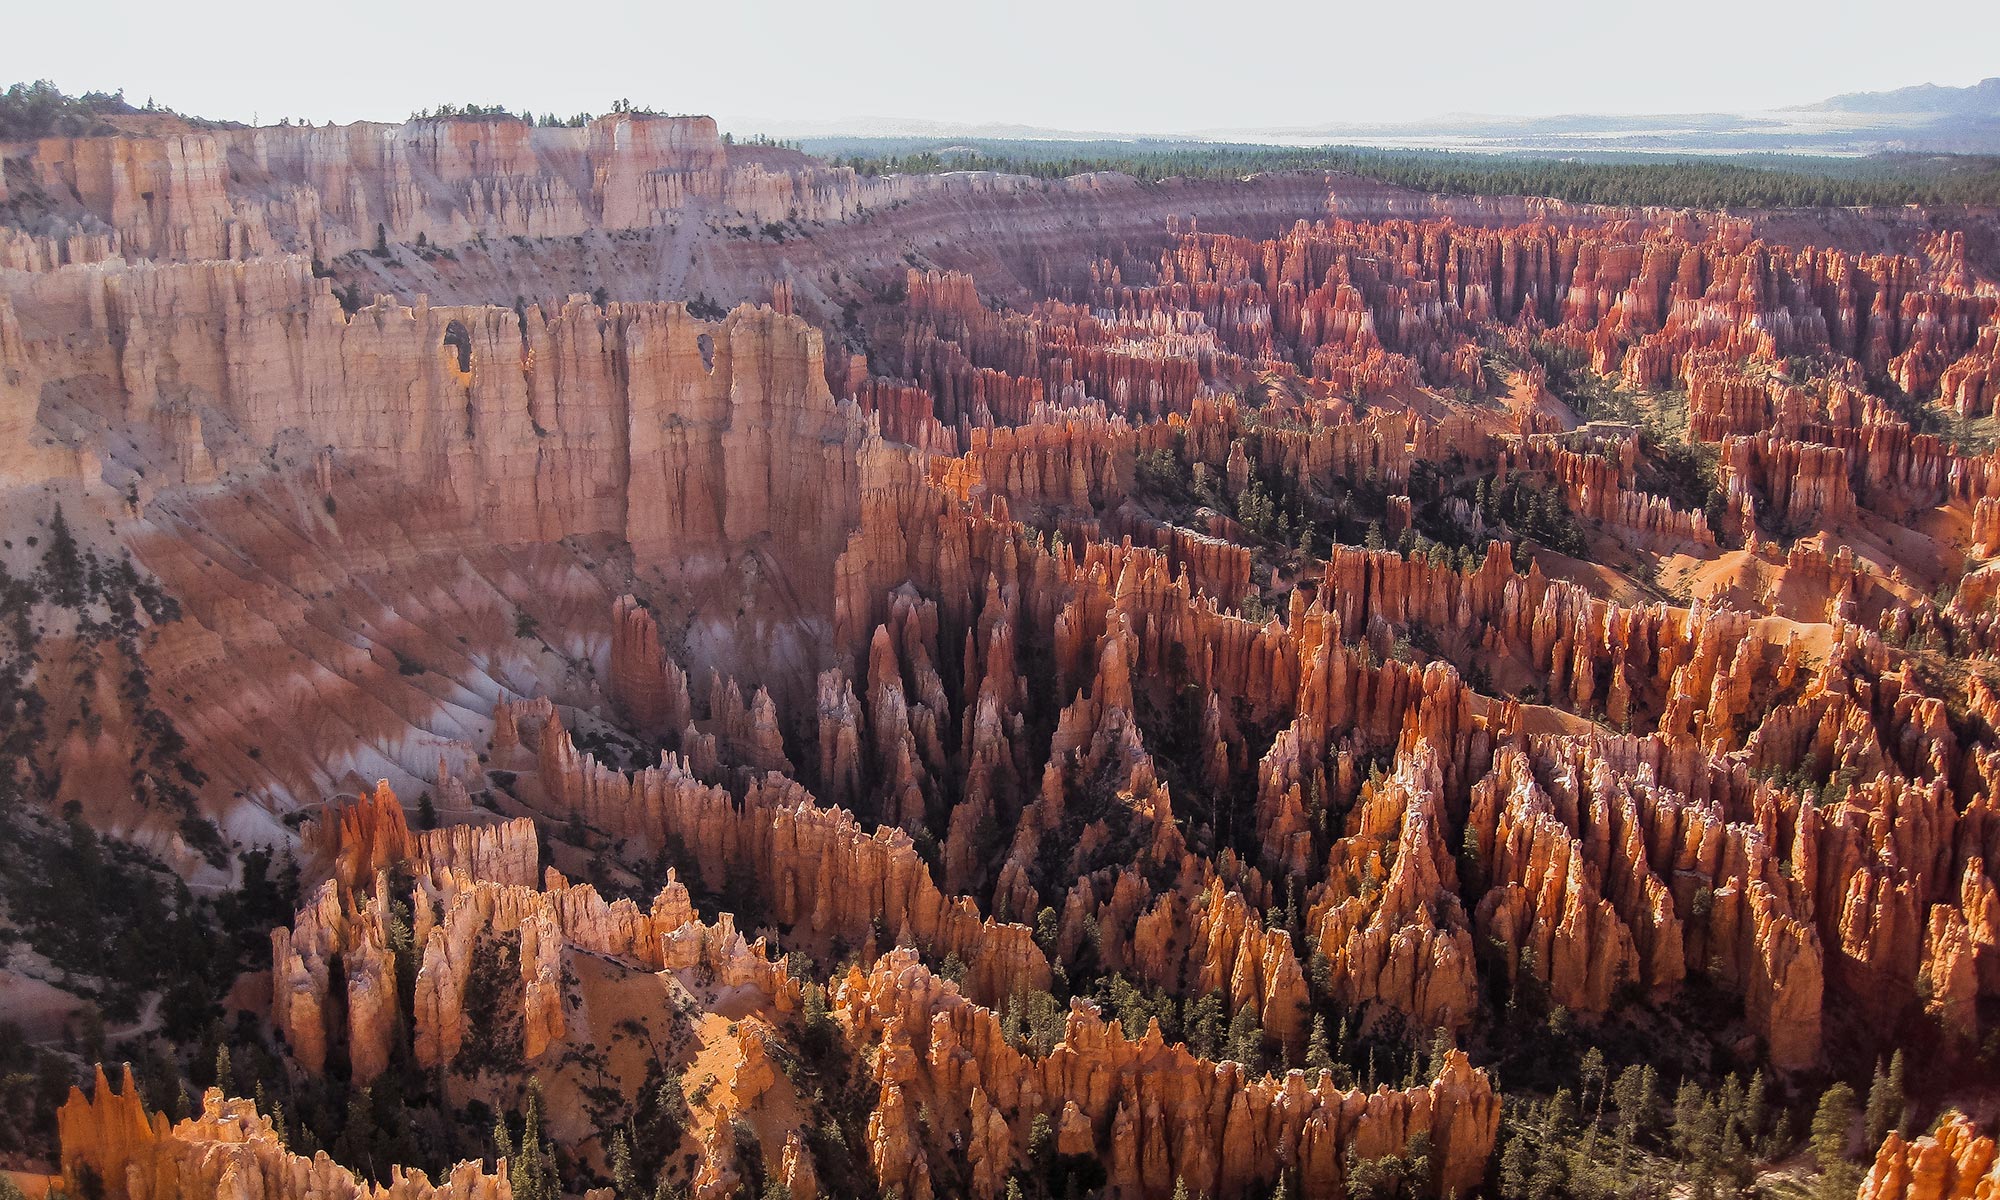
[836,947,1500,1200]
[59,1066,508,1200]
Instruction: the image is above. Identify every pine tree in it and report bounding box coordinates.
[1026,1111,1053,1177]
[800,982,835,1058]
[1185,993,1225,1060]
[264,1091,290,1148]
[1223,1003,1264,1072]
[1035,906,1060,951]
[1308,949,1333,999]
[43,503,84,606]
[1498,1128,1534,1197]
[509,1083,559,1200]
[1425,1027,1454,1079]
[1610,1064,1651,1173]
[493,1112,515,1167]
[1681,1091,1722,1200]
[1816,1080,1856,1192]
[1744,1069,1770,1157]
[335,1087,381,1182]
[1304,1015,1334,1072]
[1579,1046,1608,1129]
[609,1130,639,1200]
[1546,1088,1576,1142]
[1672,1079,1703,1163]
[1812,1082,1856,1171]
[1865,1051,1906,1149]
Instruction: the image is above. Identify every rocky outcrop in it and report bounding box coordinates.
[1689,366,1775,441]
[777,1131,819,1200]
[1860,1112,2000,1200]
[1941,319,2000,418]
[1494,430,1714,545]
[837,948,1500,1200]
[1305,741,1480,1034]
[609,594,693,740]
[274,793,799,1081]
[1179,879,1312,1058]
[59,1066,508,1200]
[300,781,538,890]
[535,709,1050,1007]
[1097,218,1999,408]
[1722,432,1857,530]
[1466,747,1642,1013]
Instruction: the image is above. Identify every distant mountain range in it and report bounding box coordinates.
[735,78,2000,157]
[1798,77,2000,116]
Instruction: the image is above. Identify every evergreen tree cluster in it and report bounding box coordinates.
[0,79,236,137]
[824,139,2000,208]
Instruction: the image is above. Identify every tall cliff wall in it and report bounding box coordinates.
[0,114,1042,268]
[0,255,860,552]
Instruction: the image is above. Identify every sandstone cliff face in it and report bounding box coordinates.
[2,258,874,740]
[0,260,862,582]
[0,115,1042,267]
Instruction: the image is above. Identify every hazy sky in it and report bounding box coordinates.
[5,0,1995,136]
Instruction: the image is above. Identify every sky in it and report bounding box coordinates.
[4,0,1996,137]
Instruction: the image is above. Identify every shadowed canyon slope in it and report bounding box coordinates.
[3,108,2000,1200]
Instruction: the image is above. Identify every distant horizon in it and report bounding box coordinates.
[3,0,1995,138]
[8,73,1998,150]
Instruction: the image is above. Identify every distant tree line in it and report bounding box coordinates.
[403,103,591,127]
[0,80,235,138]
[406,99,705,127]
[0,82,703,138]
[826,140,2000,208]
